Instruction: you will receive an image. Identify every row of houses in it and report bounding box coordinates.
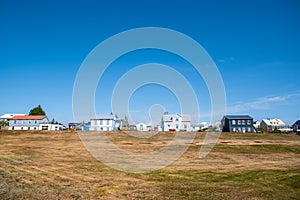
[1,112,300,133]
[67,113,196,132]
[221,115,299,133]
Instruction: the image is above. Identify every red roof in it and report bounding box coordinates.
[10,115,46,120]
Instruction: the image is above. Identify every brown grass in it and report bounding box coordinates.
[0,130,299,199]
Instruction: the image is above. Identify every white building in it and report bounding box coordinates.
[260,118,288,132]
[8,115,63,131]
[90,114,120,131]
[136,122,152,131]
[9,115,49,130]
[162,113,191,132]
[39,123,63,131]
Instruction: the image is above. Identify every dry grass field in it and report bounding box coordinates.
[0,130,299,199]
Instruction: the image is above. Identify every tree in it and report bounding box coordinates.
[29,105,46,116]
[0,120,9,128]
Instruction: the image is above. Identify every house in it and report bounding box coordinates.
[39,123,63,131]
[260,118,288,132]
[292,120,300,134]
[162,113,191,132]
[68,122,83,130]
[9,115,49,130]
[136,122,152,131]
[90,114,120,131]
[221,115,254,133]
[82,122,91,131]
[127,124,137,131]
[0,113,26,121]
[191,122,209,132]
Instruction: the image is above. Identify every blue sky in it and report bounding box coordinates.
[1,0,300,125]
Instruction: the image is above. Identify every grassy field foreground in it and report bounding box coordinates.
[0,130,299,199]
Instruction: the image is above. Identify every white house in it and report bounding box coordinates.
[260,118,289,132]
[162,113,191,132]
[39,123,63,131]
[90,114,120,131]
[136,122,152,131]
[9,115,49,130]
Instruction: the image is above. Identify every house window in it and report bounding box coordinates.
[232,120,236,125]
[248,127,251,132]
[14,120,16,124]
[247,120,251,125]
[184,124,187,129]
[35,121,37,124]
[176,124,179,129]
[100,120,103,125]
[232,127,236,132]
[238,120,241,125]
[170,117,173,121]
[106,120,109,125]
[168,124,170,127]
[175,118,179,122]
[242,120,245,125]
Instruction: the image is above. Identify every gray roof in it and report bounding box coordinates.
[223,115,253,120]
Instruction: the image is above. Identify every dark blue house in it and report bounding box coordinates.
[292,120,300,134]
[221,115,254,133]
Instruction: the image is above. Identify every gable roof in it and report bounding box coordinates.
[10,115,47,120]
[224,115,253,120]
[292,120,300,126]
[262,118,285,126]
[162,114,191,122]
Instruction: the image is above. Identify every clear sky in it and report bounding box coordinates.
[1,0,299,125]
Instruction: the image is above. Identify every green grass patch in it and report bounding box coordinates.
[92,189,106,195]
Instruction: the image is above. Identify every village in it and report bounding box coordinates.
[1,105,299,134]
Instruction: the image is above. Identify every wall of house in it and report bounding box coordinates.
[90,119,114,131]
[229,119,253,133]
[221,118,230,132]
[222,118,254,133]
[162,114,191,131]
[39,124,62,131]
[136,123,147,131]
[9,119,48,130]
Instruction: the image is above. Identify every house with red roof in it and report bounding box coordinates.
[9,115,49,130]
